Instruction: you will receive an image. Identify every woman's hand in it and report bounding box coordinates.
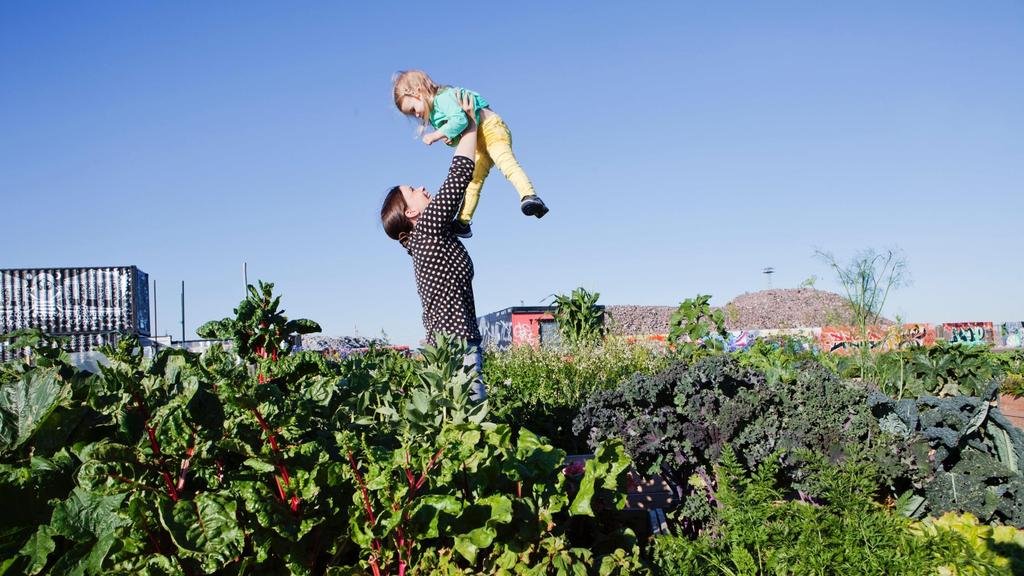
[457,89,476,123]
[452,88,478,159]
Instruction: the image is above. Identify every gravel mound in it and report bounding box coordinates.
[300,334,390,351]
[605,289,883,335]
[723,288,871,330]
[604,305,677,336]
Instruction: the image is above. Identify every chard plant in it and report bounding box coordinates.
[2,281,644,575]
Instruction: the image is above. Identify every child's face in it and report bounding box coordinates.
[399,95,425,119]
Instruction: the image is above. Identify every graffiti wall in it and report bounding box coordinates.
[999,322,1024,348]
[819,324,937,354]
[510,312,554,347]
[478,308,514,350]
[480,308,1024,352]
[819,323,937,354]
[941,322,995,346]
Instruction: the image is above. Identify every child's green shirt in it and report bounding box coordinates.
[429,87,489,144]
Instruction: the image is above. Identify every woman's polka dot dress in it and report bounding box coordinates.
[407,155,482,344]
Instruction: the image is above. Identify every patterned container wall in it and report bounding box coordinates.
[0,266,150,358]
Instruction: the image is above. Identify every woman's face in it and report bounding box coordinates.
[401,185,431,220]
[399,95,425,119]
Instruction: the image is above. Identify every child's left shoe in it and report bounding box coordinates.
[520,195,549,218]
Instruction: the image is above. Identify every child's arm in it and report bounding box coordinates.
[417,91,478,236]
[422,131,451,146]
[428,89,472,145]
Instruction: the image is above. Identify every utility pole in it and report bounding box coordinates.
[180,281,185,343]
[153,279,158,336]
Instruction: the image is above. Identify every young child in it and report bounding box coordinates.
[392,70,548,238]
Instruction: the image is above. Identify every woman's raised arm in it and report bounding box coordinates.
[452,89,478,160]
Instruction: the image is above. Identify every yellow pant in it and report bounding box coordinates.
[458,113,536,224]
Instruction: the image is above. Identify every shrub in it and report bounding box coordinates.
[652,446,964,576]
[574,355,879,531]
[485,338,669,452]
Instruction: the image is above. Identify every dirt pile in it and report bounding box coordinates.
[605,289,878,335]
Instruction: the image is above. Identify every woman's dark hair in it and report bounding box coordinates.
[381,185,413,248]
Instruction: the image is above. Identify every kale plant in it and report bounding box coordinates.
[574,355,879,531]
[869,382,1024,527]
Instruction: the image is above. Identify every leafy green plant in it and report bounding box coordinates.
[485,338,668,452]
[901,341,1000,397]
[550,288,604,348]
[667,295,727,354]
[574,355,879,532]
[197,280,321,360]
[869,383,1024,527]
[652,446,985,576]
[911,512,1024,575]
[2,282,648,575]
[816,247,909,380]
[995,350,1024,398]
[341,425,636,575]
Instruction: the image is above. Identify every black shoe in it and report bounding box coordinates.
[520,195,549,218]
[451,220,473,238]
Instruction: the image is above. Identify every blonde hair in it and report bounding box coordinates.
[392,70,444,132]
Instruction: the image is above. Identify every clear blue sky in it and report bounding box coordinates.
[2,2,1022,346]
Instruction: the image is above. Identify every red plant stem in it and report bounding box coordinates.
[369,558,381,576]
[415,448,443,491]
[252,407,293,506]
[161,470,179,502]
[274,474,287,502]
[140,511,166,555]
[134,395,178,502]
[348,452,377,524]
[176,435,196,491]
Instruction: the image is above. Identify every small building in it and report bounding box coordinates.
[477,306,605,350]
[1,266,150,360]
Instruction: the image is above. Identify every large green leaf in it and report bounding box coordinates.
[0,366,65,453]
[411,494,463,539]
[196,319,234,340]
[454,526,496,565]
[18,525,55,575]
[50,487,129,541]
[284,319,321,335]
[568,440,630,516]
[158,492,244,573]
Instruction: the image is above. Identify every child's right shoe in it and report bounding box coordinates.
[520,195,549,218]
[451,220,473,238]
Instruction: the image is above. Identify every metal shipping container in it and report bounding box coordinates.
[1,266,150,356]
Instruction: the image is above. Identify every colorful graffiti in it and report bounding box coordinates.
[510,312,554,347]
[819,324,937,355]
[724,330,758,352]
[478,310,513,350]
[942,322,994,346]
[481,307,1022,353]
[998,322,1024,349]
